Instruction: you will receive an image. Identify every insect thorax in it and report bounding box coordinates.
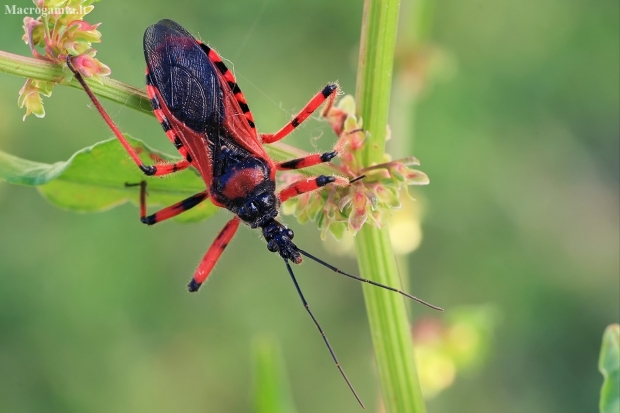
[210,142,279,228]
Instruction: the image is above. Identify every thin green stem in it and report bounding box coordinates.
[355,0,427,412]
[42,15,52,45]
[0,50,152,116]
[355,0,400,166]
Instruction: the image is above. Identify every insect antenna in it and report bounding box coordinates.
[283,258,366,409]
[349,174,366,184]
[298,249,443,311]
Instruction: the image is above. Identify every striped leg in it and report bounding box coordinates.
[188,216,241,292]
[145,159,191,175]
[279,175,349,203]
[277,151,338,171]
[128,181,209,225]
[67,56,189,177]
[261,83,338,144]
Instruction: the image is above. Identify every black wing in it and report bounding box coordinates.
[143,19,224,135]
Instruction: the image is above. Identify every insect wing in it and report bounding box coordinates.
[144,20,225,135]
[196,43,270,168]
[144,20,272,182]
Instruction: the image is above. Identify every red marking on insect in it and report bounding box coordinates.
[219,167,268,200]
[66,19,441,408]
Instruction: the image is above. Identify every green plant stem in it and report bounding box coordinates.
[0,50,152,116]
[355,0,427,412]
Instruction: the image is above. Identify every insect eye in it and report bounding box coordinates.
[286,229,294,239]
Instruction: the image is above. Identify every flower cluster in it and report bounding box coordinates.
[19,0,110,119]
[280,95,429,241]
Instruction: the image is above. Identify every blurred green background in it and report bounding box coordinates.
[0,0,618,412]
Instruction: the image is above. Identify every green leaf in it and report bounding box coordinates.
[599,324,620,413]
[0,135,218,223]
[251,336,297,413]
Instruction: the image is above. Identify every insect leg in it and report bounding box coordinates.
[279,175,349,203]
[276,151,338,171]
[261,83,338,144]
[188,216,241,292]
[67,56,188,177]
[146,159,192,175]
[126,181,209,225]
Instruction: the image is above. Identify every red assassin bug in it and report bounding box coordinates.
[67,19,441,408]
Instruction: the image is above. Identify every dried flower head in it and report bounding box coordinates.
[19,0,110,119]
[280,95,429,241]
